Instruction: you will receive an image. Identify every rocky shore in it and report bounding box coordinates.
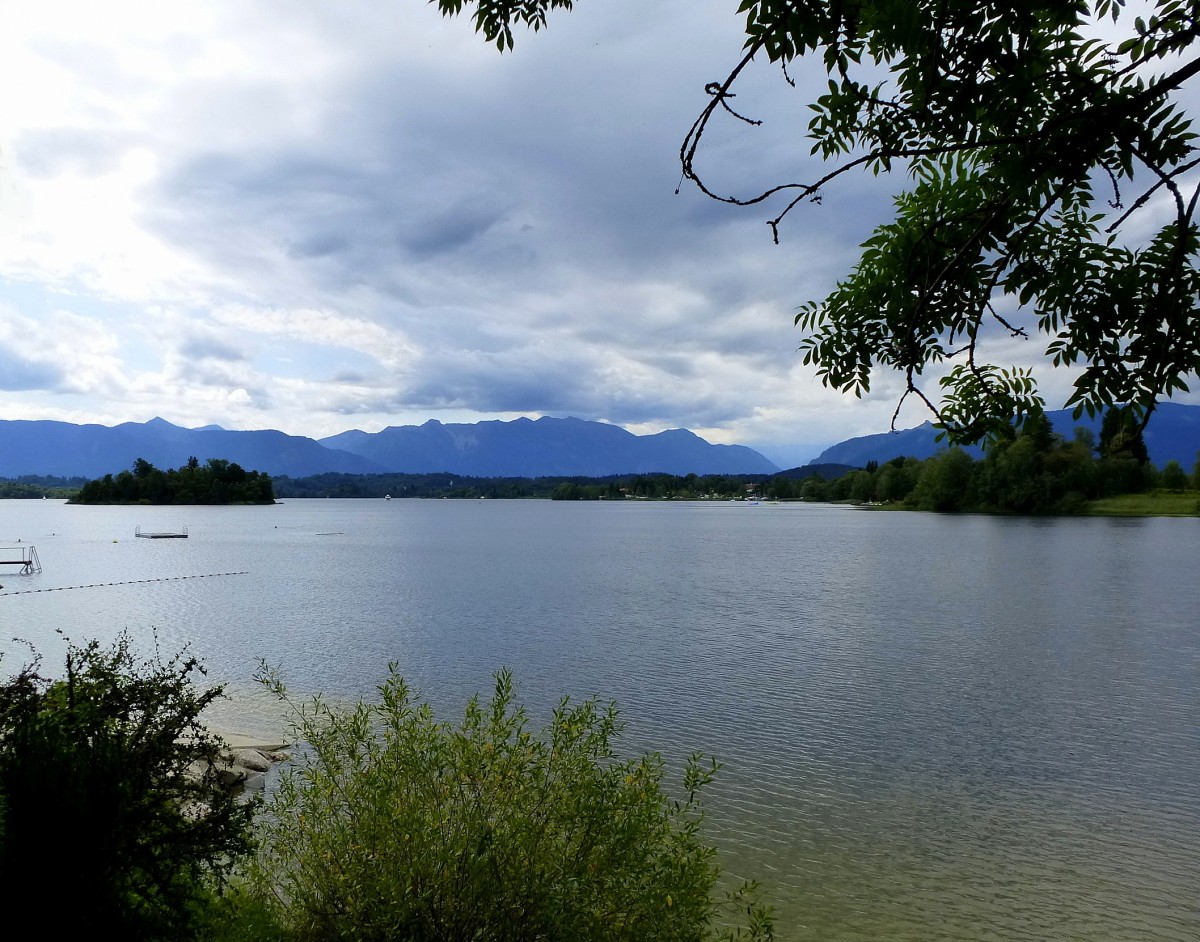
[197,731,291,799]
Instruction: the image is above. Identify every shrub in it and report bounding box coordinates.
[0,633,255,939]
[247,667,773,941]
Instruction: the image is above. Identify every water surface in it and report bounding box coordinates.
[1,499,1196,941]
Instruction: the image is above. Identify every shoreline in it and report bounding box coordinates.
[217,730,291,752]
[202,726,292,797]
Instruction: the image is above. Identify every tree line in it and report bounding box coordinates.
[272,471,783,501]
[40,422,1200,513]
[0,475,87,499]
[272,415,1200,513]
[545,411,1198,513]
[69,458,275,505]
[795,412,1200,514]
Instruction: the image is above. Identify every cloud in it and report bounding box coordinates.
[178,332,247,362]
[5,0,1172,456]
[15,128,137,179]
[0,304,128,396]
[0,345,65,391]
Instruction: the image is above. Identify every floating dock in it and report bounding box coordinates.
[0,545,42,574]
[135,525,189,539]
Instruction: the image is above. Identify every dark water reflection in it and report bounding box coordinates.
[1,500,1197,940]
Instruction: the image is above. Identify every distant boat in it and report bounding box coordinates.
[383,494,392,501]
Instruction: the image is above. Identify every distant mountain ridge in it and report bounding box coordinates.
[809,402,1200,469]
[320,416,780,477]
[0,418,384,479]
[0,416,780,479]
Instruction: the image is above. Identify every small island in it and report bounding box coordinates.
[69,457,275,505]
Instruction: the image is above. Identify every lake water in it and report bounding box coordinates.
[1,498,1197,941]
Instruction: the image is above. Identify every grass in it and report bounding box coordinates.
[1085,490,1200,516]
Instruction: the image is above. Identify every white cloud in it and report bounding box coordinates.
[0,303,128,398]
[3,0,1180,460]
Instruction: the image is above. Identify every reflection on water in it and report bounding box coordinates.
[1,499,1197,941]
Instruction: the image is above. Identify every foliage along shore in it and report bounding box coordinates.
[0,633,773,940]
[68,457,275,505]
[0,474,86,499]
[272,412,1200,515]
[9,413,1200,515]
[814,410,1200,515]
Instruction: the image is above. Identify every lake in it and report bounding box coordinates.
[1,498,1197,941]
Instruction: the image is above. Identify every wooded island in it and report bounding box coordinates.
[69,457,275,505]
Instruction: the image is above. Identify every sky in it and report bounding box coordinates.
[0,0,1193,468]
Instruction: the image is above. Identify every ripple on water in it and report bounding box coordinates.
[2,501,1198,941]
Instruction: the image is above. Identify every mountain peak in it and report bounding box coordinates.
[652,428,699,440]
[322,416,778,476]
[808,405,1200,468]
[0,418,385,478]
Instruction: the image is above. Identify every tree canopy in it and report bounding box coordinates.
[434,0,1200,442]
[245,667,774,940]
[0,634,255,937]
[70,457,275,505]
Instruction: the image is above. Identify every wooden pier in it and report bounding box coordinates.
[135,525,189,539]
[0,545,42,574]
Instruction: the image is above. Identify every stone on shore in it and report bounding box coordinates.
[189,739,291,800]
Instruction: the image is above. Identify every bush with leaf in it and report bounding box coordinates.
[0,633,255,939]
[247,667,772,941]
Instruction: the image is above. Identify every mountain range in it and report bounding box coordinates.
[4,402,1198,481]
[0,417,381,479]
[320,417,777,478]
[808,402,1200,469]
[0,416,780,479]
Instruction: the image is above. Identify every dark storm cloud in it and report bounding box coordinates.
[145,137,521,299]
[139,4,878,311]
[401,200,508,258]
[146,152,377,269]
[136,4,784,293]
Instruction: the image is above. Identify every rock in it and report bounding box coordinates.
[214,765,246,790]
[234,748,272,773]
[185,742,290,799]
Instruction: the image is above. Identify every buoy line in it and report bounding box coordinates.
[0,571,250,597]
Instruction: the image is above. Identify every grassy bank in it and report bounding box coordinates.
[1085,491,1200,516]
[853,491,1200,516]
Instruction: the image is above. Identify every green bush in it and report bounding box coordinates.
[246,667,773,941]
[0,633,255,939]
